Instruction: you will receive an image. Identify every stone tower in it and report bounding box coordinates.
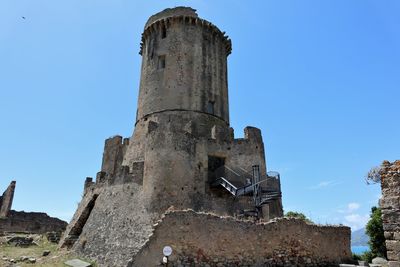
[122,7,233,212]
[61,7,290,266]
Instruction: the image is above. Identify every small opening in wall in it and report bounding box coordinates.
[207,101,215,114]
[208,156,225,183]
[158,55,166,69]
[161,25,167,39]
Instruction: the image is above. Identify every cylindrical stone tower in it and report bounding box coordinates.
[136,7,231,125]
[123,7,232,165]
[122,7,233,211]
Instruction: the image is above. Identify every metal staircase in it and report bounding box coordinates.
[211,165,281,216]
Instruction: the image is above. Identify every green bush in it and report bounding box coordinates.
[352,253,362,261]
[285,211,313,223]
[360,251,374,263]
[365,206,387,258]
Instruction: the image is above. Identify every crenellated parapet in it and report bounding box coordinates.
[101,135,129,177]
[140,8,231,56]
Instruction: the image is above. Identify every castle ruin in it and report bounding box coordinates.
[60,7,351,266]
[0,181,67,234]
[380,160,400,267]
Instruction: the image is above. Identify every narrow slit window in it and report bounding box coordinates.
[158,55,165,69]
[207,101,215,114]
[161,25,167,39]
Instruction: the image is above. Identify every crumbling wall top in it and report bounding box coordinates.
[0,180,16,217]
[145,7,197,29]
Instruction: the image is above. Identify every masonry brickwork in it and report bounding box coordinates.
[60,7,351,266]
[381,160,400,266]
[131,210,351,267]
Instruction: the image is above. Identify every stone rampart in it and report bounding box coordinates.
[0,210,67,234]
[380,160,400,265]
[131,209,351,267]
[0,181,67,235]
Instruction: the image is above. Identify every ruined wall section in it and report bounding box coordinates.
[226,127,267,175]
[131,210,351,267]
[0,181,16,217]
[62,183,156,267]
[101,136,129,177]
[380,160,400,265]
[0,210,67,234]
[98,135,144,186]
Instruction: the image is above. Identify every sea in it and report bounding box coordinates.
[351,246,370,254]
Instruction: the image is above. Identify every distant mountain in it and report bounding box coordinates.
[352,228,369,246]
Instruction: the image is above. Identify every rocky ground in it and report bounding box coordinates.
[0,233,96,267]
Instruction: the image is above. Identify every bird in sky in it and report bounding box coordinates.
[22,16,26,19]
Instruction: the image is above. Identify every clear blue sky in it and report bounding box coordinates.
[1,0,399,231]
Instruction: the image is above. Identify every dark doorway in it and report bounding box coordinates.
[208,156,225,182]
[61,194,98,248]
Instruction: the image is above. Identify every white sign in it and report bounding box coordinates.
[163,246,172,256]
[162,256,168,263]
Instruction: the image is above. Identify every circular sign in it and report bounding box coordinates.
[163,246,172,256]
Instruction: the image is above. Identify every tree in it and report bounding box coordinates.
[365,206,387,258]
[365,166,381,184]
[285,211,313,223]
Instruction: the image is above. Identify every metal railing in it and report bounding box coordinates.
[211,165,282,209]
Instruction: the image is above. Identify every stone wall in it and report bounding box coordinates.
[60,183,156,267]
[0,181,16,217]
[0,180,67,234]
[380,160,400,266]
[0,210,67,234]
[130,209,351,267]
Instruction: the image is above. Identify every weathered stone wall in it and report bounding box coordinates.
[0,181,16,217]
[131,210,351,267]
[0,210,67,234]
[380,160,400,265]
[121,110,280,218]
[61,182,157,267]
[101,135,130,178]
[0,181,67,234]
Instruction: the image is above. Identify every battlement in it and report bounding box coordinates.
[140,9,231,56]
[101,135,129,177]
[144,7,198,29]
[244,126,263,143]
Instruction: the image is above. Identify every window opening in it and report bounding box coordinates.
[158,55,166,69]
[207,101,215,114]
[161,25,167,39]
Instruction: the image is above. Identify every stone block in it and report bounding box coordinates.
[386,231,394,240]
[372,257,388,265]
[387,251,399,261]
[387,240,400,251]
[389,261,400,267]
[64,259,92,267]
[394,232,400,240]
